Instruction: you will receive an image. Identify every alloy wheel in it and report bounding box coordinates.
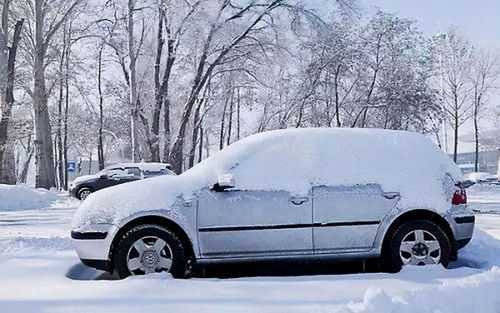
[126,236,174,275]
[399,229,441,266]
[79,190,92,200]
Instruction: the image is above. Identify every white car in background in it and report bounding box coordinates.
[71,128,474,278]
[465,172,498,184]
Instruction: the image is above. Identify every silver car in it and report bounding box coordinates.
[71,128,475,278]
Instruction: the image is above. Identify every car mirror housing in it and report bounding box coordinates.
[214,174,235,191]
[461,179,475,189]
[99,174,108,179]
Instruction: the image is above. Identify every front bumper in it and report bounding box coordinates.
[68,185,77,198]
[71,223,118,271]
[81,259,112,272]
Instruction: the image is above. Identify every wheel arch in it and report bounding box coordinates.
[108,215,195,272]
[381,209,456,259]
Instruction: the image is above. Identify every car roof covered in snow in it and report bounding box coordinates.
[184,127,463,202]
[104,163,172,172]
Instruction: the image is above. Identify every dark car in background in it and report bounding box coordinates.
[69,163,175,200]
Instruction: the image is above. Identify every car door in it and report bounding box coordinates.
[312,184,399,253]
[97,168,124,189]
[105,167,141,187]
[197,188,313,258]
[122,167,142,183]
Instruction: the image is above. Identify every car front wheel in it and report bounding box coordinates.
[114,224,189,279]
[385,220,451,272]
[77,188,93,200]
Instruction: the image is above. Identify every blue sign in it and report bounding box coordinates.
[67,162,76,173]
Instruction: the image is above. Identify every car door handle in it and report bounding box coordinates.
[289,197,309,205]
[383,192,400,200]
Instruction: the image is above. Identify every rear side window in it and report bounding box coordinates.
[142,168,168,178]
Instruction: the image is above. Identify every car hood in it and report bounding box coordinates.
[72,174,98,185]
[71,173,209,229]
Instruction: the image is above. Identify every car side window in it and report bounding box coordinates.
[106,168,126,178]
[125,167,141,178]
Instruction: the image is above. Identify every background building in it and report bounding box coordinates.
[452,150,500,175]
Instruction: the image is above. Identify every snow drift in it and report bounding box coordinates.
[74,128,463,228]
[0,184,66,211]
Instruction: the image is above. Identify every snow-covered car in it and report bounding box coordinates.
[68,163,175,200]
[464,172,498,184]
[71,128,475,278]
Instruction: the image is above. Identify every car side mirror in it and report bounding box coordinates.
[99,174,108,179]
[461,179,475,189]
[213,174,235,191]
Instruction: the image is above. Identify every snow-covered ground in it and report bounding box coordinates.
[0,184,499,313]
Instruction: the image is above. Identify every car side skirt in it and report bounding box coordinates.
[196,250,380,264]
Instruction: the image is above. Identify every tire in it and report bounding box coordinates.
[114,224,189,279]
[77,187,93,200]
[384,220,451,273]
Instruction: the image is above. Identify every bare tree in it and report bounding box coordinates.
[470,50,499,171]
[435,28,474,162]
[97,42,105,171]
[21,0,83,188]
[169,0,290,173]
[150,0,202,163]
[127,0,146,162]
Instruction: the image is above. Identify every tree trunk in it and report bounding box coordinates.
[151,7,165,162]
[227,91,234,146]
[160,26,177,163]
[88,153,92,175]
[453,113,459,163]
[56,25,66,189]
[34,0,56,189]
[0,14,23,184]
[236,88,241,140]
[162,97,171,163]
[198,126,203,163]
[474,102,480,172]
[219,97,228,150]
[63,33,70,189]
[452,91,459,163]
[188,103,202,169]
[0,144,15,184]
[0,0,8,109]
[128,0,140,162]
[18,136,34,184]
[56,70,64,188]
[97,47,105,170]
[334,64,342,127]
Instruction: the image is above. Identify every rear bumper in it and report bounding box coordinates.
[456,237,472,250]
[445,205,475,252]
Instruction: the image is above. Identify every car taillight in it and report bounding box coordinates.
[452,184,467,205]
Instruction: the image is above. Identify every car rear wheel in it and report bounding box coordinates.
[77,188,93,200]
[384,220,451,272]
[114,224,189,279]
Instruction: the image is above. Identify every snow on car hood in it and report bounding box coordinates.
[72,174,97,184]
[72,175,194,228]
[73,128,463,229]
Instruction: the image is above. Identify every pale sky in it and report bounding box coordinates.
[361,0,500,50]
